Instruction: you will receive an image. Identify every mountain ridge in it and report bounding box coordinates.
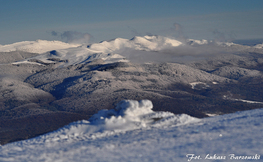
[0,35,263,145]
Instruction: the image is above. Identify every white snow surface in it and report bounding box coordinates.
[5,35,263,68]
[187,39,209,45]
[254,43,263,49]
[89,35,182,53]
[189,82,210,89]
[11,36,183,67]
[223,95,263,104]
[0,40,80,54]
[0,99,262,162]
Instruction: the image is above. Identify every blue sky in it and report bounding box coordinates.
[0,0,263,44]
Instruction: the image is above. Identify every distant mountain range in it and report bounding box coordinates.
[1,35,263,145]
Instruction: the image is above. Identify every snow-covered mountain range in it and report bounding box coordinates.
[0,35,263,158]
[6,36,183,67]
[0,40,80,54]
[2,35,259,67]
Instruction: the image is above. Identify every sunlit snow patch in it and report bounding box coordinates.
[223,95,263,104]
[254,43,263,49]
[205,113,218,117]
[235,99,263,104]
[189,82,210,90]
[40,100,200,142]
[187,39,209,45]
[0,40,80,54]
[10,36,183,67]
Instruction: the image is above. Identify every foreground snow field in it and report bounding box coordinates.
[0,100,262,162]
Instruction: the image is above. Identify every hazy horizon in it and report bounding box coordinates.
[1,0,263,45]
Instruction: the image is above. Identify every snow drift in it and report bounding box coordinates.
[0,101,262,162]
[40,100,199,142]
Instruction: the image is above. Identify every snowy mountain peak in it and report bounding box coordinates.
[6,35,263,68]
[88,35,183,53]
[10,36,185,67]
[254,43,263,48]
[130,35,183,50]
[0,40,81,54]
[187,39,209,45]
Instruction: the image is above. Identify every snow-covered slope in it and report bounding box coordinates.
[254,43,263,49]
[0,40,80,54]
[89,35,182,52]
[1,35,263,147]
[187,39,209,45]
[211,66,262,80]
[29,100,200,142]
[0,77,54,103]
[10,35,263,69]
[5,35,263,68]
[11,36,184,67]
[0,100,262,162]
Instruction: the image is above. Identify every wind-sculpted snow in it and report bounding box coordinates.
[36,100,199,142]
[0,102,262,162]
